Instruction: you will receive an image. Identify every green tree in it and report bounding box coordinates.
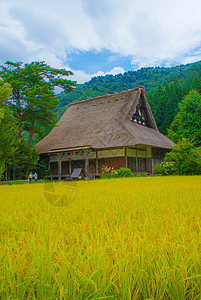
[0,81,18,179]
[0,61,76,146]
[167,114,182,144]
[168,90,201,147]
[0,80,39,180]
[150,84,166,133]
[33,157,50,180]
[10,139,39,180]
[164,81,183,131]
[178,90,201,146]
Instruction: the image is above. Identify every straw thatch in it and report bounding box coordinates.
[35,86,174,154]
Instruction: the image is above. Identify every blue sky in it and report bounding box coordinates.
[1,0,201,83]
[67,49,133,74]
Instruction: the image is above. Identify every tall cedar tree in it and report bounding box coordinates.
[0,81,39,180]
[0,61,76,146]
[0,81,18,179]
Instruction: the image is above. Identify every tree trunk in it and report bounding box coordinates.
[28,120,35,147]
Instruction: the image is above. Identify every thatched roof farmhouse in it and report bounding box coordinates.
[36,86,174,179]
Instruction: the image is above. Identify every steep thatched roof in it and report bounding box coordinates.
[35,87,174,154]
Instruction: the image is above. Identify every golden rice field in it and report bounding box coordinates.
[0,176,201,299]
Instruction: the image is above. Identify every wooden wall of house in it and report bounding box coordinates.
[89,159,96,174]
[98,157,125,174]
[127,157,152,173]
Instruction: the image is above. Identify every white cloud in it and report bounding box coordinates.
[73,70,92,84]
[1,0,201,82]
[108,67,125,76]
[73,67,125,84]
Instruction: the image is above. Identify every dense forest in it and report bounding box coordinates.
[57,61,201,136]
[149,73,201,135]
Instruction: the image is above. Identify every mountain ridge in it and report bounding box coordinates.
[57,61,201,113]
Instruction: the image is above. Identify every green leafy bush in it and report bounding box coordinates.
[154,164,162,175]
[155,139,201,175]
[100,167,134,179]
[134,173,148,177]
[111,168,134,178]
[156,161,177,175]
[100,168,150,179]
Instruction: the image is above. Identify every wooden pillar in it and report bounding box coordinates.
[96,151,98,174]
[85,154,89,174]
[151,147,154,175]
[48,158,52,181]
[69,159,72,175]
[145,146,147,173]
[151,158,154,175]
[150,147,154,175]
[58,157,61,181]
[125,147,128,168]
[48,158,50,177]
[136,147,138,173]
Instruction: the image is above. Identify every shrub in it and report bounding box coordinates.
[100,167,134,179]
[111,168,134,178]
[134,173,148,177]
[100,165,116,179]
[155,139,201,175]
[154,164,162,175]
[156,161,177,175]
[8,180,24,185]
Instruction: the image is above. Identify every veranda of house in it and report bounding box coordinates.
[48,145,166,180]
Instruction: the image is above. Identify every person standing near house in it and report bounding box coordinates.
[33,172,38,182]
[28,172,33,183]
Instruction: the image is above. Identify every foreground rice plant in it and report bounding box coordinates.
[0,176,201,299]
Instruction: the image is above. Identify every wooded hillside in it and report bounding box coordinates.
[57,61,201,135]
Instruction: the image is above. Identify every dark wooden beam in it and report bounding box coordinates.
[69,159,72,175]
[136,148,138,173]
[96,151,98,174]
[145,146,147,173]
[85,155,89,174]
[58,157,61,180]
[125,147,128,168]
